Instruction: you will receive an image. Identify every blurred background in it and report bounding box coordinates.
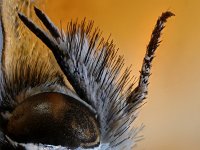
[44,0,200,149]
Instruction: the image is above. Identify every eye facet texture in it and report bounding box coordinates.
[6,92,100,148]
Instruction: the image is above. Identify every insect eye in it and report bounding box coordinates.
[5,92,100,149]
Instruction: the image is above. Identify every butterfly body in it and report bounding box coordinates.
[0,0,173,149]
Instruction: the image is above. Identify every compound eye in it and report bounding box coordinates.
[6,92,100,149]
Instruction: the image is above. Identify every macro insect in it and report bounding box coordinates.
[0,0,174,150]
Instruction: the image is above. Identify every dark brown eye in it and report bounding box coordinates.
[6,92,100,149]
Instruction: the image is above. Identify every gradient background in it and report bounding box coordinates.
[44,0,200,149]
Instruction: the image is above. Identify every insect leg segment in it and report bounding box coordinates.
[34,7,61,40]
[18,13,60,57]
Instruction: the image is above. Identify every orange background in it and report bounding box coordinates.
[45,0,200,150]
